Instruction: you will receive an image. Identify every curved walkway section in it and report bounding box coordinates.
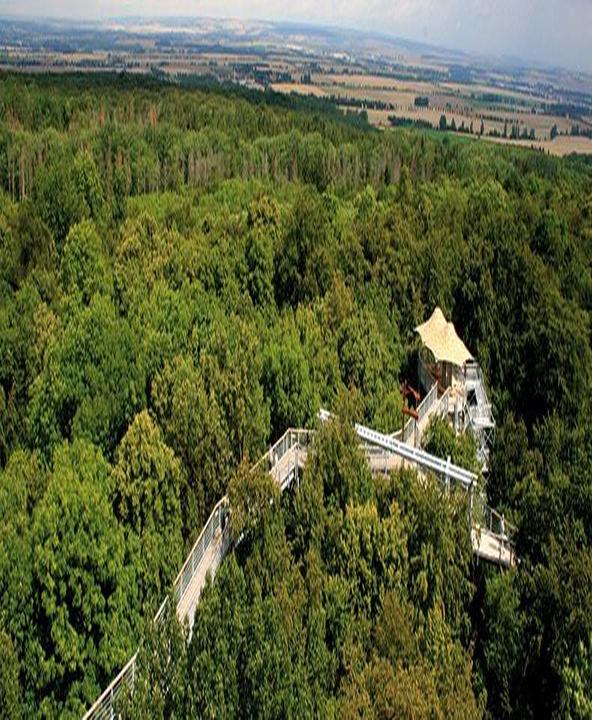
[83,430,310,720]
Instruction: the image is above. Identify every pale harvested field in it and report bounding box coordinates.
[441,81,550,105]
[360,109,592,155]
[352,97,576,140]
[200,53,263,64]
[485,134,592,156]
[401,58,450,73]
[271,83,329,97]
[280,79,570,137]
[339,89,574,138]
[163,64,217,75]
[317,75,550,109]
[436,102,576,138]
[366,106,484,129]
[365,107,509,136]
[320,85,417,107]
[313,73,437,94]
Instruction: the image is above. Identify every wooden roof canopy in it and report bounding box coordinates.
[415,307,473,367]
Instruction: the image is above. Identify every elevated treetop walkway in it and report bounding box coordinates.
[83,415,516,720]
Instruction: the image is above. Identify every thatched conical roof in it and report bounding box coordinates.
[415,307,473,367]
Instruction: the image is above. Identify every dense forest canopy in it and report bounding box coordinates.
[0,71,591,719]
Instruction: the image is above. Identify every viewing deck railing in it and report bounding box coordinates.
[395,379,441,445]
[479,502,516,544]
[84,494,232,720]
[417,382,438,424]
[401,418,415,443]
[254,429,311,476]
[464,363,495,426]
[172,497,230,609]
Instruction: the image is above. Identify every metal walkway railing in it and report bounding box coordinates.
[82,428,309,720]
[393,382,451,446]
[83,418,514,719]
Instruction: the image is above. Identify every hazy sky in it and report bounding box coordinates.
[1,0,591,73]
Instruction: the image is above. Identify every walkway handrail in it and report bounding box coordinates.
[434,386,451,419]
[418,356,438,394]
[83,496,231,720]
[82,653,138,720]
[393,381,439,444]
[464,362,495,424]
[417,382,438,424]
[394,416,414,443]
[253,428,312,474]
[319,409,476,488]
[480,503,517,541]
[468,403,495,424]
[172,496,229,608]
[349,415,516,558]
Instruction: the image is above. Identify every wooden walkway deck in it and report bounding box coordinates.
[176,529,228,633]
[176,442,308,633]
[471,527,515,567]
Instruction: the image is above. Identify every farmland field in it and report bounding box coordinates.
[273,70,592,147]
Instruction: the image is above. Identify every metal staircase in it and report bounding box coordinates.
[464,361,496,470]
